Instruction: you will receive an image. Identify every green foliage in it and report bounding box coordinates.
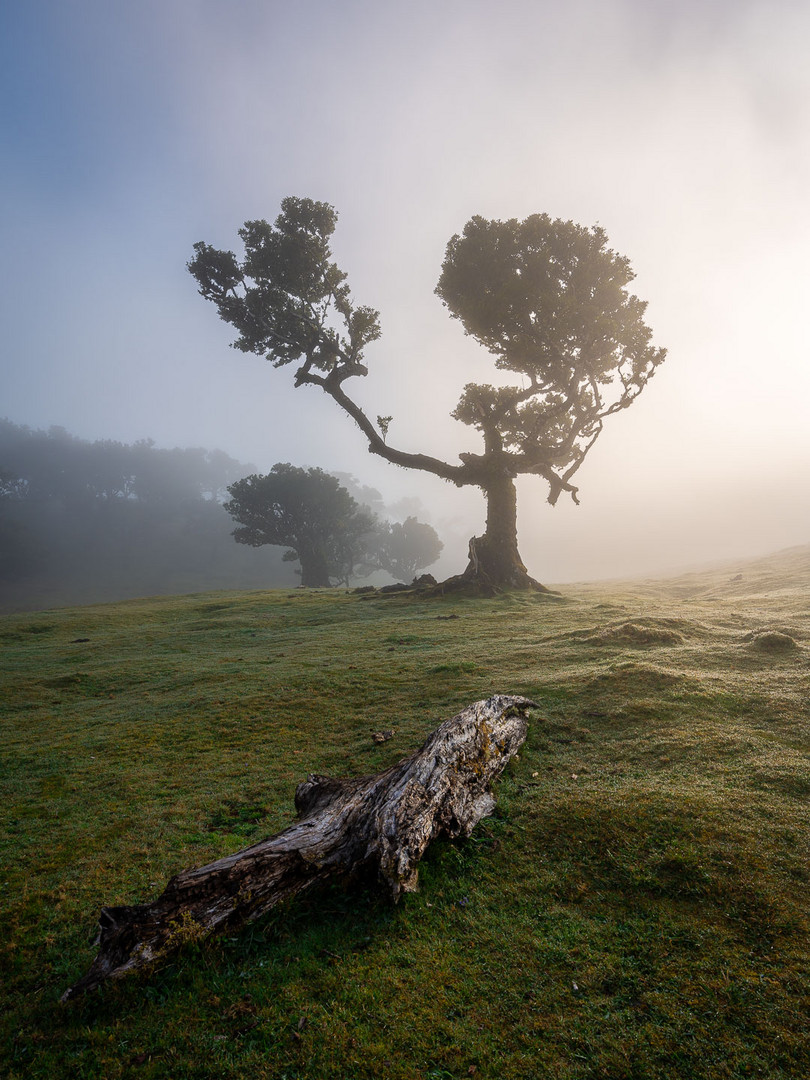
[2,553,810,1077]
[436,214,652,377]
[224,464,377,587]
[372,515,443,582]
[187,197,381,377]
[436,213,666,499]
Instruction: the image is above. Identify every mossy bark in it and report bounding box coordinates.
[461,474,550,593]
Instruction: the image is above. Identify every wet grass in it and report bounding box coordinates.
[2,558,810,1078]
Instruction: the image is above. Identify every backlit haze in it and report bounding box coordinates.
[2,0,809,583]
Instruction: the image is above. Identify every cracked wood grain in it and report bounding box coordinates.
[62,694,536,1001]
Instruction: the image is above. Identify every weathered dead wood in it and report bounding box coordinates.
[62,694,536,1001]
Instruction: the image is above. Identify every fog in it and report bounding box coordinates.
[2,0,809,585]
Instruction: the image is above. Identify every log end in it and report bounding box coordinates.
[376,694,538,899]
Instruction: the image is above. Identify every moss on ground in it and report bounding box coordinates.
[1,566,809,1078]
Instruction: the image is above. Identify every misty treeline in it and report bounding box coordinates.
[0,420,441,613]
[0,419,294,612]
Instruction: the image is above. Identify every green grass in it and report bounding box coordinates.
[2,556,810,1079]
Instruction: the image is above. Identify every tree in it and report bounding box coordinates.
[329,472,443,583]
[372,516,443,582]
[224,464,376,587]
[189,198,666,591]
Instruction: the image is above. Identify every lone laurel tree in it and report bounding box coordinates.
[188,198,666,591]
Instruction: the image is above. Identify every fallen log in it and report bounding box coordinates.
[62,694,536,1001]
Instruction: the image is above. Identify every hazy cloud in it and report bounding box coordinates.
[1,0,808,581]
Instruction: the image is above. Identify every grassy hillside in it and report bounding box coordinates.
[2,547,809,1079]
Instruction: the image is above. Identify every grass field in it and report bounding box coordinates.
[2,546,810,1078]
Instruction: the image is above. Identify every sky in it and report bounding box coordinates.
[2,0,809,583]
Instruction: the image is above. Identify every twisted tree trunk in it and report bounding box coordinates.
[62,695,536,1002]
[453,473,551,594]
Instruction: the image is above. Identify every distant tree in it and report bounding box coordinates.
[328,473,443,582]
[330,472,386,518]
[189,197,666,591]
[200,448,252,502]
[224,464,376,587]
[372,516,443,582]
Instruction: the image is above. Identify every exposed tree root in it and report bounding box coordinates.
[365,572,559,600]
[435,570,555,597]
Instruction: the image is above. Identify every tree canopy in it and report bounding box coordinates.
[189,198,665,590]
[372,516,444,583]
[224,464,377,587]
[435,213,665,505]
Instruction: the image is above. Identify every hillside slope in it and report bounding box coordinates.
[565,540,810,601]
[2,555,809,1079]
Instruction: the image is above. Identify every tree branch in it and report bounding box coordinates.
[291,372,476,485]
